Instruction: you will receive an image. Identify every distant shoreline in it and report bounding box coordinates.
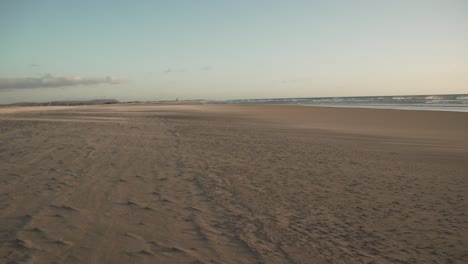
[2,93,468,112]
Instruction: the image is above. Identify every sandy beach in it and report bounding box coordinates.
[1,104,467,263]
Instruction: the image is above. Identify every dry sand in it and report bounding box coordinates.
[0,104,467,263]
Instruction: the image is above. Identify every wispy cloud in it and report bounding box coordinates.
[0,74,127,90]
[163,68,186,74]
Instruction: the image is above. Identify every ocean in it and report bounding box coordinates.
[213,94,468,112]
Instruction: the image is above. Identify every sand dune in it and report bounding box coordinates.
[1,104,467,263]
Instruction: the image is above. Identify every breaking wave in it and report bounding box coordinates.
[211,94,468,112]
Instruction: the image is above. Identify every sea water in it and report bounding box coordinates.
[213,94,468,112]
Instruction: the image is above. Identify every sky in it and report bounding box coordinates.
[1,0,467,104]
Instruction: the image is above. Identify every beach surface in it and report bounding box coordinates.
[1,104,467,263]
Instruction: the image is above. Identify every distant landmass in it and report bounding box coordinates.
[3,99,119,106]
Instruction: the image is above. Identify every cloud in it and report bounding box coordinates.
[162,66,212,74]
[163,68,186,74]
[0,74,127,90]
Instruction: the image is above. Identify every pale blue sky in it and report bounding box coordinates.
[1,0,467,103]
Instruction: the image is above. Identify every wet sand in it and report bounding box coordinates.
[1,104,467,263]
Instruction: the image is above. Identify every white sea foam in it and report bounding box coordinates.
[425,95,444,100]
[218,94,468,112]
